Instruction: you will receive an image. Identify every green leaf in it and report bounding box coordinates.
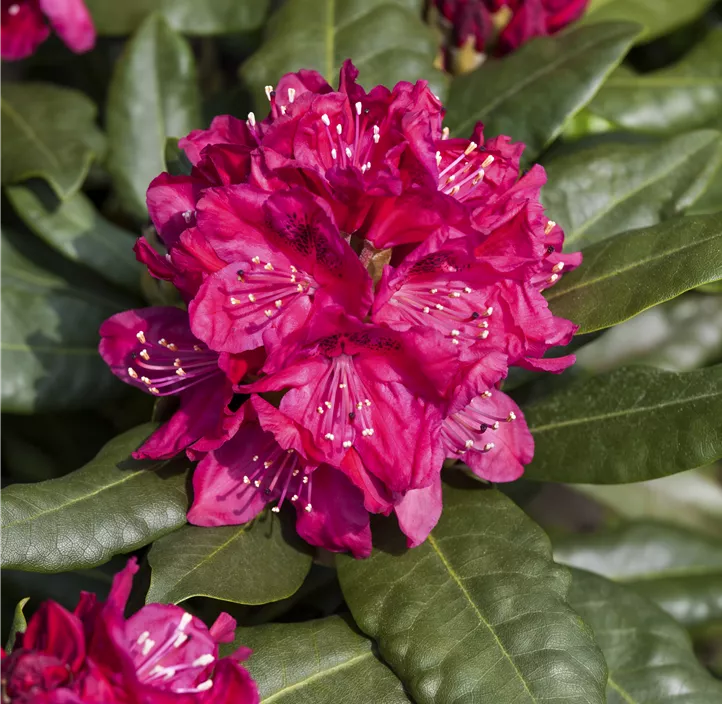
[5,598,30,653]
[690,160,722,216]
[542,131,722,249]
[107,14,201,219]
[337,483,607,704]
[85,0,269,35]
[229,616,411,702]
[546,214,722,334]
[6,184,142,294]
[1,83,105,200]
[146,513,312,606]
[575,293,722,374]
[573,467,722,541]
[588,30,722,135]
[1,424,189,572]
[583,0,716,43]
[1,229,130,414]
[240,0,446,112]
[567,568,722,703]
[444,22,639,162]
[555,523,722,629]
[524,365,722,484]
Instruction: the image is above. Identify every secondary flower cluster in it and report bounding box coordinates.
[1,0,95,60]
[99,61,579,558]
[1,559,258,703]
[432,0,589,56]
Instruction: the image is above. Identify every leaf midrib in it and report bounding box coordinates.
[426,533,538,702]
[1,99,62,170]
[563,138,719,244]
[529,386,722,434]
[155,525,252,601]
[451,24,633,135]
[546,230,722,301]
[262,651,374,702]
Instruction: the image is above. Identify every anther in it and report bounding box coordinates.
[252,256,261,264]
[196,681,213,692]
[345,147,353,159]
[264,85,273,100]
[545,221,556,235]
[507,412,516,422]
[481,155,495,168]
[264,309,273,318]
[430,288,438,293]
[149,387,159,394]
[483,306,494,316]
[271,506,280,513]
[264,262,274,271]
[193,654,215,667]
[280,105,287,115]
[451,330,460,337]
[423,306,430,313]
[305,504,313,513]
[275,299,283,308]
[252,455,259,461]
[254,480,261,488]
[463,287,472,294]
[343,441,352,448]
[464,141,478,156]
[128,367,139,379]
[325,433,335,440]
[248,112,256,127]
[321,114,331,126]
[465,439,474,449]
[435,304,444,311]
[339,383,347,388]
[324,401,332,409]
[287,88,296,103]
[355,101,362,115]
[230,297,241,305]
[552,262,565,273]
[182,210,193,223]
[142,639,155,656]
[141,376,151,385]
[136,331,146,344]
[176,368,186,376]
[243,476,250,484]
[449,291,461,298]
[483,443,495,452]
[547,274,559,284]
[336,124,342,135]
[435,151,442,166]
[442,127,450,139]
[331,148,337,160]
[479,330,489,339]
[482,390,492,398]
[492,421,500,430]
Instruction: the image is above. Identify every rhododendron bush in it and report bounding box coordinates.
[2,1,722,702]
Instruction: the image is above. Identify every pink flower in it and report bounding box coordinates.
[188,396,374,558]
[188,186,373,353]
[1,0,95,61]
[244,307,455,496]
[496,0,590,55]
[98,307,256,460]
[432,0,495,52]
[1,559,259,703]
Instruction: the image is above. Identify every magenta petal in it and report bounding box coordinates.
[39,0,95,53]
[1,1,50,60]
[106,557,139,614]
[199,658,259,704]
[444,390,533,483]
[23,602,86,674]
[179,115,256,165]
[146,173,204,247]
[295,464,372,558]
[209,613,237,644]
[395,475,442,548]
[187,424,269,527]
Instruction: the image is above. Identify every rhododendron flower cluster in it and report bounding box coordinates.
[432,0,589,56]
[99,60,579,558]
[1,0,95,61]
[1,559,258,703]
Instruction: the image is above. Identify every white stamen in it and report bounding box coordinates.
[195,680,213,692]
[142,639,155,656]
[7,4,20,15]
[264,85,273,100]
[325,433,335,440]
[331,148,337,160]
[321,114,331,126]
[343,441,352,448]
[464,141,478,156]
[481,155,495,168]
[465,440,474,449]
[247,112,256,127]
[483,443,495,451]
[355,101,362,115]
[193,654,215,667]
[287,88,296,103]
[336,123,343,135]
[345,147,353,159]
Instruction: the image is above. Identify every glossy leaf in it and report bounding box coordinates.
[546,214,722,334]
[6,185,142,294]
[107,14,201,219]
[583,0,716,43]
[1,424,189,572]
[574,468,722,541]
[337,483,607,704]
[444,22,639,162]
[85,0,269,35]
[1,83,105,200]
[240,0,446,112]
[229,616,411,702]
[542,131,722,249]
[524,365,722,484]
[1,229,129,414]
[568,568,722,703]
[588,30,722,135]
[5,598,29,653]
[690,161,722,216]
[576,294,722,374]
[146,513,312,606]
[556,523,722,629]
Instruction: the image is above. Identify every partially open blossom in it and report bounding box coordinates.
[1,0,95,61]
[429,0,589,64]
[1,559,259,703]
[100,59,580,555]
